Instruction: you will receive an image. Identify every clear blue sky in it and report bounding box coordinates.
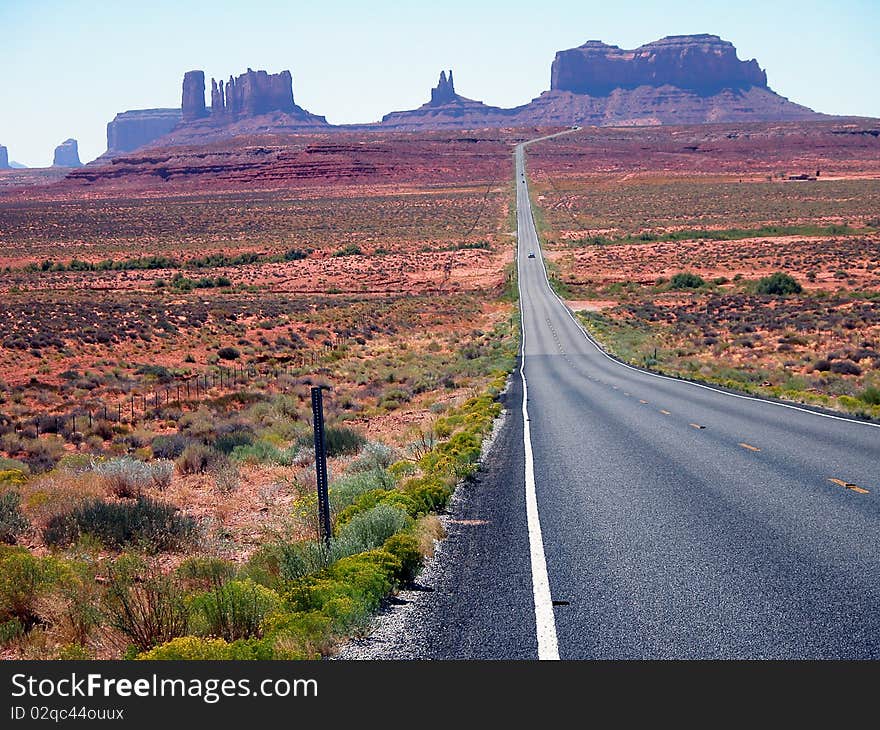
[1,0,877,166]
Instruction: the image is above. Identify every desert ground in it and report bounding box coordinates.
[0,130,522,658]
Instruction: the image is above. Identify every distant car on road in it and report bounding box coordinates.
[527,251,536,258]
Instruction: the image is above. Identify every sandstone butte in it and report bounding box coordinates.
[52,138,82,167]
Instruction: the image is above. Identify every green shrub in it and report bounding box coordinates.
[383,532,423,584]
[151,434,190,459]
[831,360,861,376]
[0,491,29,544]
[346,442,395,473]
[334,504,410,556]
[400,475,451,515]
[175,556,237,590]
[213,430,254,455]
[230,440,293,465]
[323,426,366,457]
[43,497,196,551]
[333,244,363,257]
[176,442,221,475]
[859,386,880,406]
[277,541,332,582]
[0,547,66,628]
[287,549,400,631]
[217,347,240,361]
[93,457,173,497]
[669,272,705,290]
[0,617,23,645]
[103,564,188,651]
[188,580,283,641]
[755,272,802,295]
[330,470,394,514]
[138,636,260,660]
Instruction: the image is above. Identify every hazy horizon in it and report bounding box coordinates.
[1,0,878,167]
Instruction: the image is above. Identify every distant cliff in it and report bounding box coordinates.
[107,109,182,154]
[550,35,767,95]
[511,33,818,126]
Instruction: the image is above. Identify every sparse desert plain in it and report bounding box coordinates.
[527,121,880,416]
[0,130,524,659]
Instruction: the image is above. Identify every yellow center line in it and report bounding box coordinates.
[739,443,761,452]
[659,409,671,415]
[829,478,870,494]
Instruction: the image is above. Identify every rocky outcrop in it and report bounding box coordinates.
[210,68,296,117]
[0,145,8,169]
[551,35,767,95]
[181,70,207,121]
[107,109,182,153]
[430,70,457,105]
[53,139,82,167]
[381,70,512,129]
[507,34,819,126]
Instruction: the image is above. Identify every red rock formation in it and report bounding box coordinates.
[508,34,818,126]
[381,70,512,128]
[430,70,456,105]
[0,145,8,170]
[210,68,296,116]
[53,139,82,167]
[181,70,207,121]
[551,35,767,95]
[106,109,182,154]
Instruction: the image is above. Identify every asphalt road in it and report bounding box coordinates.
[341,137,880,660]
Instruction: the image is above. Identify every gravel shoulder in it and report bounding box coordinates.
[335,367,537,660]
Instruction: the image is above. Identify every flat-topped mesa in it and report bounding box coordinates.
[107,109,182,153]
[0,144,8,170]
[430,70,457,105]
[210,68,296,117]
[181,70,208,121]
[551,34,768,95]
[53,138,82,167]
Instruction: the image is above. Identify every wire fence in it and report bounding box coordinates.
[9,338,354,438]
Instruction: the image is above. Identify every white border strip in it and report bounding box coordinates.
[516,145,560,661]
[519,296,561,661]
[547,277,880,430]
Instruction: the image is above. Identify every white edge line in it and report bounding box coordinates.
[520,142,880,432]
[516,145,560,661]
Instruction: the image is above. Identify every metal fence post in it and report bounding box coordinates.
[311,386,332,546]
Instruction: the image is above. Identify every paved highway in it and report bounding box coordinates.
[341,136,880,659]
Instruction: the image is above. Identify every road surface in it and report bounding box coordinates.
[340,136,880,659]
